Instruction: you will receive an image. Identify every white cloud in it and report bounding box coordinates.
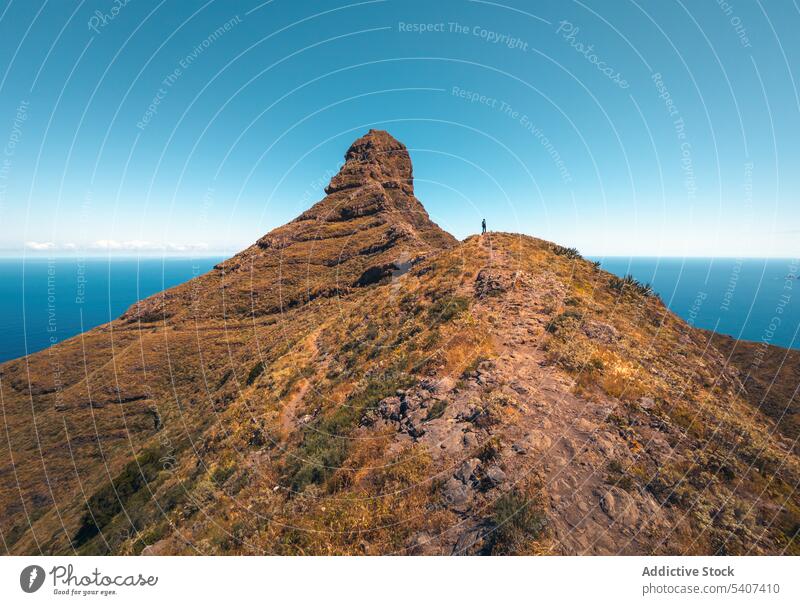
[90,239,154,250]
[90,239,153,250]
[25,241,56,251]
[19,240,211,254]
[166,242,209,252]
[89,239,209,252]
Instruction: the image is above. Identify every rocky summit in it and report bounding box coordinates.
[1,130,798,555]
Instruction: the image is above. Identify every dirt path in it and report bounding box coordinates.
[469,234,661,553]
[278,329,325,439]
[279,379,311,437]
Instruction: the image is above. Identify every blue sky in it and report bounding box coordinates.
[0,0,798,257]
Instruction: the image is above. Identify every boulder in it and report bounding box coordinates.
[455,458,481,483]
[483,465,507,488]
[442,478,471,511]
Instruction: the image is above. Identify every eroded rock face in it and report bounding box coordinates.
[119,292,174,323]
[326,129,414,194]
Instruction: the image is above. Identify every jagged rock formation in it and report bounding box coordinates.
[0,131,798,555]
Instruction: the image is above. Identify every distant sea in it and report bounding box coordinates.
[0,256,797,364]
[593,257,799,350]
[0,257,222,364]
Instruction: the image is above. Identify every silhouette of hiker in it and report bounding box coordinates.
[481,219,487,234]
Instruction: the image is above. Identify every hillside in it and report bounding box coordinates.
[1,130,798,555]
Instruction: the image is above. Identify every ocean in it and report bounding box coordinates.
[593,257,799,350]
[0,257,222,364]
[0,256,797,364]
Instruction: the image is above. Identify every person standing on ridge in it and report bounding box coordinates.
[481,218,486,235]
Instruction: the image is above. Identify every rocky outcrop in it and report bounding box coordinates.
[325,129,414,194]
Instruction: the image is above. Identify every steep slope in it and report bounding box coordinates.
[0,131,797,556]
[707,333,800,452]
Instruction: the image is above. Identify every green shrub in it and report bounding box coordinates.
[130,522,169,555]
[608,459,625,474]
[551,244,582,260]
[589,357,605,372]
[609,275,625,293]
[609,274,655,298]
[286,371,414,492]
[217,369,233,388]
[485,489,547,554]
[461,355,488,378]
[211,464,235,485]
[428,295,471,323]
[424,399,447,421]
[246,361,265,385]
[545,309,583,334]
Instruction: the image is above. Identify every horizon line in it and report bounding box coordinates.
[0,253,797,261]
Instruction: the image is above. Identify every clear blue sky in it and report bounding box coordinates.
[0,0,798,257]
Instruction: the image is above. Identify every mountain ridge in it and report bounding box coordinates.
[0,131,798,555]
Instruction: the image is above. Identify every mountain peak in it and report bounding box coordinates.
[325,129,414,195]
[282,130,454,255]
[220,130,456,309]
